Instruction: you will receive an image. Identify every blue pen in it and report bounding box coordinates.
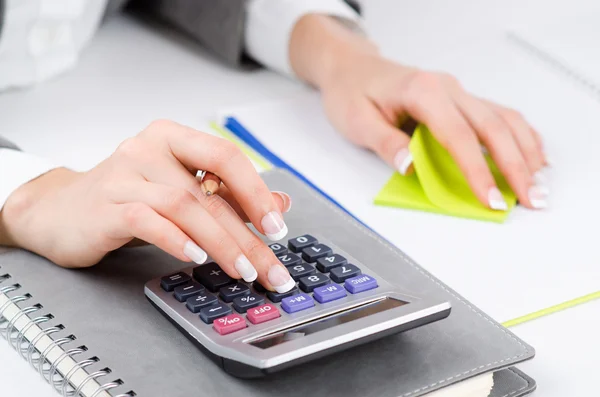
[224,117,370,228]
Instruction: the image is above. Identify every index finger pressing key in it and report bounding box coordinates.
[161,123,288,240]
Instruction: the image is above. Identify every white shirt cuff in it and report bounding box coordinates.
[244,0,362,78]
[0,149,58,210]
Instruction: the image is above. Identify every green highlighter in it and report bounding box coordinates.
[374,125,517,223]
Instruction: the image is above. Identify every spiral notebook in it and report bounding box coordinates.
[508,10,600,101]
[0,170,536,397]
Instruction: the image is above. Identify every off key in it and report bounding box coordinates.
[246,304,281,324]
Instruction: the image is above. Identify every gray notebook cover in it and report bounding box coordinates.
[0,169,535,397]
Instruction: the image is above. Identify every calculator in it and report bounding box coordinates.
[145,234,451,378]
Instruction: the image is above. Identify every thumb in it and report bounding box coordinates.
[364,113,414,175]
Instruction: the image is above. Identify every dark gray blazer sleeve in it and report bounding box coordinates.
[128,0,361,67]
[0,136,19,151]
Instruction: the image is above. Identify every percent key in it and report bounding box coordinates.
[232,293,265,313]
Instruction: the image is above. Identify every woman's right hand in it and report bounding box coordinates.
[0,120,296,293]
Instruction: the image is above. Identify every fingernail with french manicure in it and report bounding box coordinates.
[488,187,508,211]
[261,211,288,241]
[268,264,295,293]
[528,186,548,209]
[393,148,413,176]
[183,241,208,264]
[235,254,257,282]
[273,191,292,213]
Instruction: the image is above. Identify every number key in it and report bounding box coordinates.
[316,254,347,272]
[269,243,288,255]
[299,273,330,292]
[277,253,302,267]
[302,244,332,263]
[266,287,298,303]
[288,263,316,281]
[288,235,318,253]
[330,264,361,283]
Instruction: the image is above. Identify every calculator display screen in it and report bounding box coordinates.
[248,298,407,349]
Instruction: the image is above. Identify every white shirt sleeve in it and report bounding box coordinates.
[0,149,58,210]
[244,0,362,78]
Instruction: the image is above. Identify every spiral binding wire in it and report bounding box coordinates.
[507,31,600,101]
[0,266,137,397]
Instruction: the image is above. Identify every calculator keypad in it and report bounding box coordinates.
[161,235,379,335]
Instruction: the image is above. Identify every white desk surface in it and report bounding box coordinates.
[1,1,598,395]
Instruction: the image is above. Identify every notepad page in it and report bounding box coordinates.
[218,80,600,324]
[509,9,600,101]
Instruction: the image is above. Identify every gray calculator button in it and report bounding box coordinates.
[288,263,317,281]
[330,264,361,283]
[277,253,302,267]
[301,244,332,263]
[173,282,205,302]
[219,283,250,303]
[185,293,218,313]
[316,254,347,272]
[299,273,330,292]
[199,303,232,324]
[269,243,288,255]
[288,235,318,253]
[232,293,265,313]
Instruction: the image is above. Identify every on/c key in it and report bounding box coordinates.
[213,314,247,335]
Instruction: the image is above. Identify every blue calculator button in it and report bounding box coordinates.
[344,274,378,294]
[281,293,315,313]
[313,284,347,303]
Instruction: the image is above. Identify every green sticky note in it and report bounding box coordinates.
[374,125,517,223]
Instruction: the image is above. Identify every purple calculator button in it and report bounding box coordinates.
[281,293,315,313]
[344,274,378,294]
[313,284,347,303]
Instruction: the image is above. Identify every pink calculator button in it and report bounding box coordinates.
[213,314,247,335]
[246,304,281,324]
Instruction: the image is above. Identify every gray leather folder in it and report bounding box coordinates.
[0,169,536,396]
